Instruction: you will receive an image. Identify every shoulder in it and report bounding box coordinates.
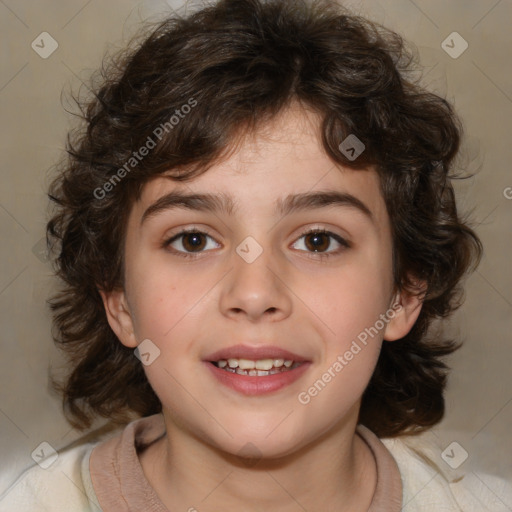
[0,441,101,512]
[382,433,512,512]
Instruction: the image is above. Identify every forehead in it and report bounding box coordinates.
[131,103,388,228]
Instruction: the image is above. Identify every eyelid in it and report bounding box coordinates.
[164,225,216,241]
[295,225,350,245]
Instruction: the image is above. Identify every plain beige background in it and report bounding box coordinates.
[0,0,511,498]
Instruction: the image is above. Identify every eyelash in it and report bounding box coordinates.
[162,227,351,260]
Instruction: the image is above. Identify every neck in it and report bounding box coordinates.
[140,408,377,512]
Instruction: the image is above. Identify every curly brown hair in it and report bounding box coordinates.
[47,0,482,436]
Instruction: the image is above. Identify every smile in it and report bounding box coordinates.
[205,359,311,395]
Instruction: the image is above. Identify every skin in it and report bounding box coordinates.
[100,102,423,511]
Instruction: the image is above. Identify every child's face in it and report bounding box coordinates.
[102,103,421,458]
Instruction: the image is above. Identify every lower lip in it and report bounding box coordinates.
[204,361,311,395]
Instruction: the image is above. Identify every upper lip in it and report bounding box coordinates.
[204,344,310,363]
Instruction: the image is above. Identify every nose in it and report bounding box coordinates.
[218,243,293,323]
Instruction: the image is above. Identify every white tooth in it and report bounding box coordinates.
[248,369,258,376]
[283,360,293,367]
[270,368,282,374]
[273,359,285,368]
[235,368,246,375]
[217,360,228,368]
[238,358,256,370]
[257,370,270,376]
[255,359,274,370]
[228,358,239,368]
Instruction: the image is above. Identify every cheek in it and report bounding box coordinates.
[296,253,391,407]
[127,259,212,340]
[304,254,392,345]
[298,270,387,416]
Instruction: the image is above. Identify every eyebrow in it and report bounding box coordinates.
[140,189,374,226]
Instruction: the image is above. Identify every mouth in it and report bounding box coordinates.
[203,345,312,395]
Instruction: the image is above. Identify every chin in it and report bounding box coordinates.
[210,429,307,462]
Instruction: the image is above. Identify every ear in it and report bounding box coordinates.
[98,288,138,348]
[383,283,425,342]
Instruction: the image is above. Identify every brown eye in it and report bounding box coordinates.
[292,229,350,258]
[181,232,207,252]
[163,229,220,258]
[304,232,330,252]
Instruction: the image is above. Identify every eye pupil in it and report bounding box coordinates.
[306,232,329,252]
[183,232,205,252]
